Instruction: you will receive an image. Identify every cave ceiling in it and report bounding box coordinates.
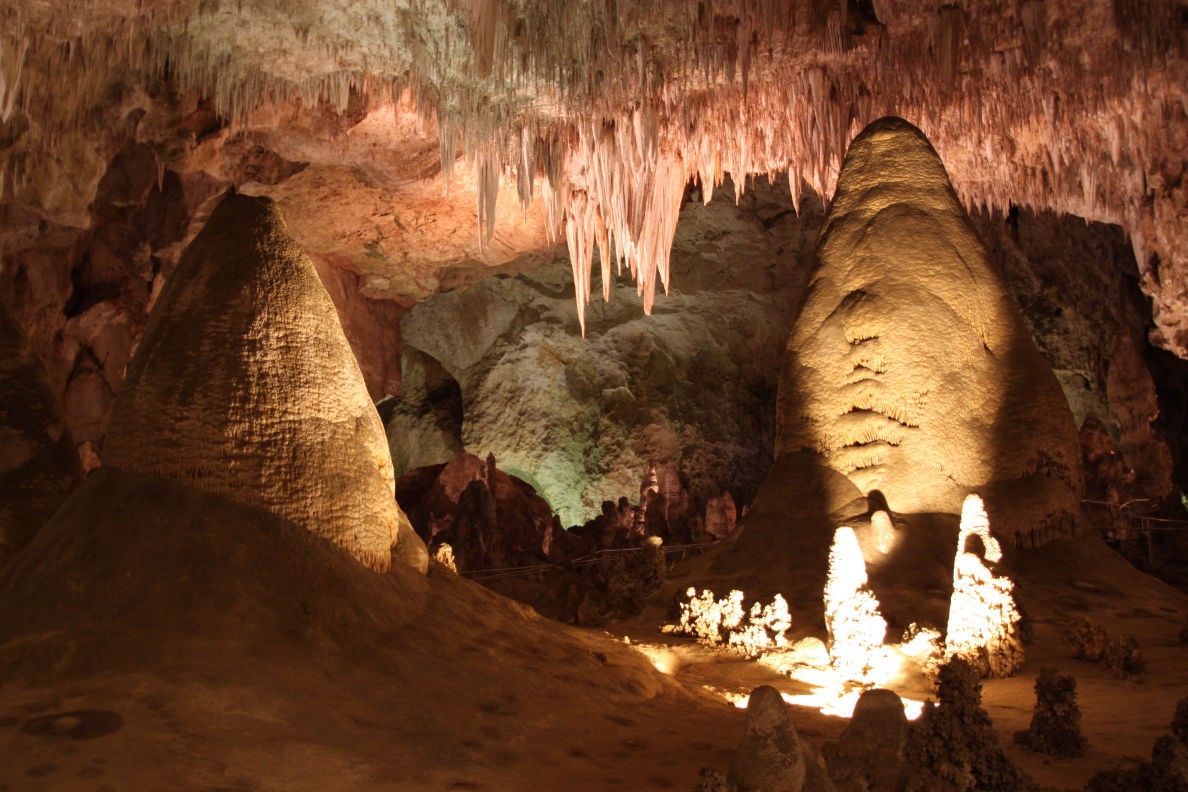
[1,0,1186,350]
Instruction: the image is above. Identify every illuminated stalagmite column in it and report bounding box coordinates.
[105,193,426,573]
[777,117,1080,536]
[945,494,1023,677]
[824,526,889,685]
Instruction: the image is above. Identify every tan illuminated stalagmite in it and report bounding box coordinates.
[105,193,426,573]
[777,117,1080,534]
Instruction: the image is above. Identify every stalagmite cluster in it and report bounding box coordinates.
[943,494,1023,678]
[666,588,793,658]
[104,192,426,573]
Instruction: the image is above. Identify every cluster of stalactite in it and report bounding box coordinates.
[2,0,1185,343]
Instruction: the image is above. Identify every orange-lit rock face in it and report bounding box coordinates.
[104,193,426,573]
[778,118,1080,526]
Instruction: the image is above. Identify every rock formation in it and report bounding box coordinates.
[0,305,80,564]
[1086,696,1188,791]
[5,3,1188,355]
[396,179,813,528]
[823,688,910,792]
[778,117,1081,536]
[1064,615,1145,678]
[728,685,807,792]
[974,207,1180,505]
[1013,667,1087,758]
[104,192,425,573]
[395,450,557,572]
[903,658,1031,792]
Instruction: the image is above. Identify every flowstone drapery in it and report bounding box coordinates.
[777,117,1081,538]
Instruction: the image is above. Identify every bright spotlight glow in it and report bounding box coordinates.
[729,686,924,722]
[628,642,683,675]
[824,527,889,685]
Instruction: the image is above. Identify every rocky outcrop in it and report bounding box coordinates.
[0,139,219,470]
[386,346,464,475]
[974,207,1177,504]
[104,192,425,573]
[1013,667,1088,758]
[716,685,836,792]
[0,305,80,564]
[903,658,1031,792]
[778,117,1081,536]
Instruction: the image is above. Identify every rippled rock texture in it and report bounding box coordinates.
[778,118,1080,536]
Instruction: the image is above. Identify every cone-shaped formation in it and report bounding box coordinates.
[777,117,1080,534]
[104,193,425,573]
[0,305,80,563]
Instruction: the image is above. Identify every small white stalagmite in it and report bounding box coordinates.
[944,494,1023,677]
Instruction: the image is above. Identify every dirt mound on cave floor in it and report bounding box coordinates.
[0,467,742,791]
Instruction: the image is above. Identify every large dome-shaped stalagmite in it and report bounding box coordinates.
[777,117,1081,535]
[104,192,426,573]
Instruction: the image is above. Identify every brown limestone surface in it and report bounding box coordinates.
[0,305,79,564]
[777,117,1080,534]
[103,192,423,572]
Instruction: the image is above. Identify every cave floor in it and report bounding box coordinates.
[1,564,1182,792]
[1,476,1185,791]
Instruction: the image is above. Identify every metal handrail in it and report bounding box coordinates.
[1080,499,1188,566]
[460,541,716,580]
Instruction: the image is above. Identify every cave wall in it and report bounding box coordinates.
[0,89,543,467]
[974,207,1180,503]
[393,176,823,527]
[391,175,1186,527]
